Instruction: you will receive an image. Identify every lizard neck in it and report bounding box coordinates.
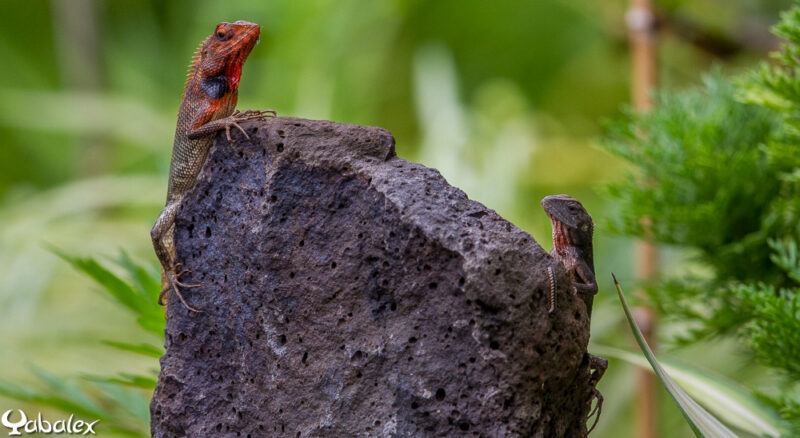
[551,218,595,271]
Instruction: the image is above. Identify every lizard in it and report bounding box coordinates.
[541,194,597,317]
[541,194,607,432]
[151,20,275,312]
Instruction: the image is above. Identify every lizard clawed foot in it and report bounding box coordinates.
[587,388,603,433]
[585,354,607,433]
[223,110,278,143]
[158,263,203,312]
[233,109,277,120]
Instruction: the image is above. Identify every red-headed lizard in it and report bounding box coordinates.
[151,21,274,312]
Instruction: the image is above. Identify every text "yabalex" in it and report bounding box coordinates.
[1,410,98,435]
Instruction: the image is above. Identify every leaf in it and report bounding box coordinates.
[28,366,106,416]
[83,374,158,389]
[91,382,151,425]
[136,314,165,336]
[612,273,741,438]
[0,374,105,420]
[50,246,166,335]
[592,345,786,437]
[102,340,164,358]
[117,250,161,303]
[50,247,148,315]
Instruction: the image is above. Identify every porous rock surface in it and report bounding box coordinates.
[150,117,598,437]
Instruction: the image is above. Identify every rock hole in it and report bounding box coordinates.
[408,337,417,343]
[289,272,295,279]
[436,388,446,400]
[301,351,308,364]
[277,142,284,152]
[331,261,337,269]
[205,226,212,238]
[429,282,438,289]
[459,422,470,431]
[299,240,304,247]
[279,334,287,345]
[490,340,500,350]
[411,401,419,409]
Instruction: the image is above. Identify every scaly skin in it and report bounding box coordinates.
[541,194,597,316]
[151,21,274,312]
[541,194,606,432]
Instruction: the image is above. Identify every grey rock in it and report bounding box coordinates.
[150,117,600,437]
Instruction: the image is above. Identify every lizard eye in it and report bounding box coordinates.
[216,31,228,40]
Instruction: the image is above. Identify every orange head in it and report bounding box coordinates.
[190,21,260,93]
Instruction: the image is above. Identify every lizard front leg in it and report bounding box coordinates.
[151,198,202,312]
[573,262,598,317]
[187,109,277,142]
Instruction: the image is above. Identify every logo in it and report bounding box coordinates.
[1,410,98,435]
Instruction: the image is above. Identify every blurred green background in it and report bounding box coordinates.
[0,0,792,436]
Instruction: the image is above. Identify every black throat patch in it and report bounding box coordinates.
[201,75,229,99]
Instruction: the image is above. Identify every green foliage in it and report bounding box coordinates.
[603,2,800,431]
[0,367,149,437]
[0,252,161,437]
[53,249,165,336]
[612,275,746,438]
[594,344,785,437]
[728,240,800,430]
[604,72,784,284]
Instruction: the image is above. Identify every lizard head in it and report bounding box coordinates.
[194,21,261,91]
[541,194,593,246]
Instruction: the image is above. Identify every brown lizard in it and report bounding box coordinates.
[541,194,607,431]
[151,21,275,312]
[541,194,598,317]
